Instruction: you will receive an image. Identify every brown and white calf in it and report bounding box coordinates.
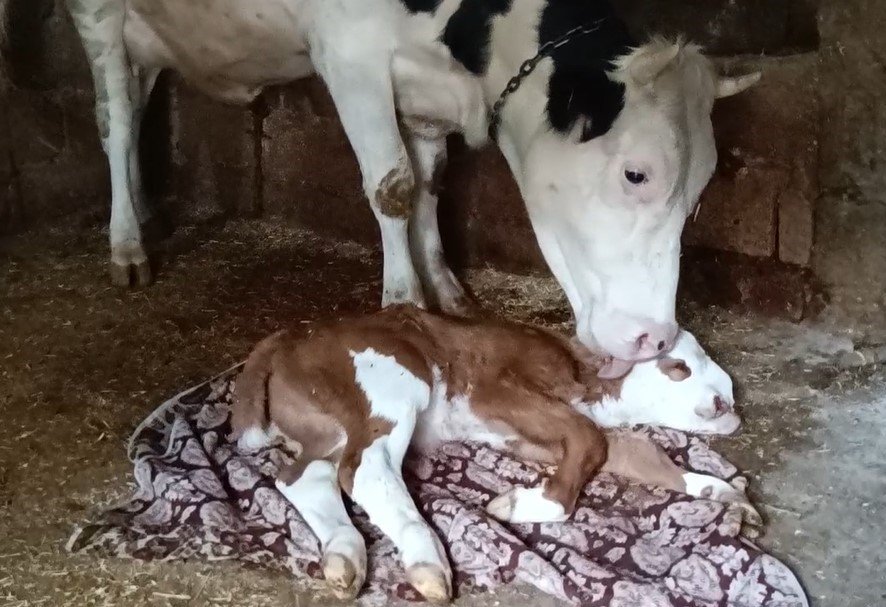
[1,0,758,371]
[230,306,756,602]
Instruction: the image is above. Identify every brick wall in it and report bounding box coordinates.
[0,0,824,318]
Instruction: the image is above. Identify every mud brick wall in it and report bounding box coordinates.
[1,0,827,319]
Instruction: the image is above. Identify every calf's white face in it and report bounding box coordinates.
[521,42,758,368]
[619,330,740,435]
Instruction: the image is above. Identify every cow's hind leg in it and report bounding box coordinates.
[406,134,475,316]
[128,66,160,227]
[66,0,150,286]
[310,27,424,308]
[276,460,367,599]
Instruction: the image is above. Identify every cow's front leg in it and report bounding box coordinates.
[312,45,425,308]
[405,133,476,316]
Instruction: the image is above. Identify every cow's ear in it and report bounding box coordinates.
[657,357,691,381]
[629,42,681,86]
[715,72,761,98]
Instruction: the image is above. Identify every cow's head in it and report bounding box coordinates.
[518,40,758,375]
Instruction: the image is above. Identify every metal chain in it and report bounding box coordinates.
[488,19,606,141]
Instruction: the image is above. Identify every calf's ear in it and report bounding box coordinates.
[657,357,691,381]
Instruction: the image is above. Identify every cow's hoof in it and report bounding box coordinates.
[110,240,152,287]
[381,281,427,310]
[439,292,480,318]
[109,262,131,287]
[109,260,153,287]
[322,552,364,600]
[406,563,451,604]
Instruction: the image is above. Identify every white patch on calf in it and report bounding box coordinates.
[414,392,515,453]
[486,485,568,524]
[350,348,431,415]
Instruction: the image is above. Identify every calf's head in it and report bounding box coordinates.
[619,330,740,434]
[519,40,759,371]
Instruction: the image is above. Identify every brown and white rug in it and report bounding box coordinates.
[68,367,808,606]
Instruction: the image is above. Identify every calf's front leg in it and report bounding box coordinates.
[602,432,763,528]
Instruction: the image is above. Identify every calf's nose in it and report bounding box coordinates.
[713,395,730,417]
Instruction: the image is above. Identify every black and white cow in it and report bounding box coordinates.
[0,0,758,371]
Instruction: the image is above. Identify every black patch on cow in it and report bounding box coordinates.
[442,0,513,75]
[539,0,634,141]
[400,0,441,13]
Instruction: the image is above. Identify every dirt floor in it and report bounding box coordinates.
[1,216,884,607]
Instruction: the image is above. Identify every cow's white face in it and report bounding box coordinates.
[619,330,740,435]
[518,42,758,372]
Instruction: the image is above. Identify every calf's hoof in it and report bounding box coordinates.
[406,563,452,603]
[322,552,365,600]
[737,501,764,529]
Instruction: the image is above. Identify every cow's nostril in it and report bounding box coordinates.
[713,396,727,417]
[636,333,649,349]
[657,340,665,351]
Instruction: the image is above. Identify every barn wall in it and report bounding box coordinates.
[3,0,880,325]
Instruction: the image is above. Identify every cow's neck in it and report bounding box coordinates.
[477,0,634,183]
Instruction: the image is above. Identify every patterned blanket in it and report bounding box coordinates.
[67,367,808,606]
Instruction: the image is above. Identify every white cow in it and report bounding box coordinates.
[0,0,758,370]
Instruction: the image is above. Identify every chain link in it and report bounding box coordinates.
[488,19,605,141]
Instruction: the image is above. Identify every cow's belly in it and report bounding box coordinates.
[124,0,314,103]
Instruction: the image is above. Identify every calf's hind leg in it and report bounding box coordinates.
[341,431,452,603]
[276,460,367,599]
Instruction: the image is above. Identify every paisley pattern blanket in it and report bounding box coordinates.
[68,367,808,606]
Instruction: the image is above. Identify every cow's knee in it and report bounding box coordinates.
[374,155,416,219]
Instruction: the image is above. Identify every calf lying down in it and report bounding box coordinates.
[231,306,756,602]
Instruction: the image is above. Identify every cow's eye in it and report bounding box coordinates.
[624,169,647,185]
